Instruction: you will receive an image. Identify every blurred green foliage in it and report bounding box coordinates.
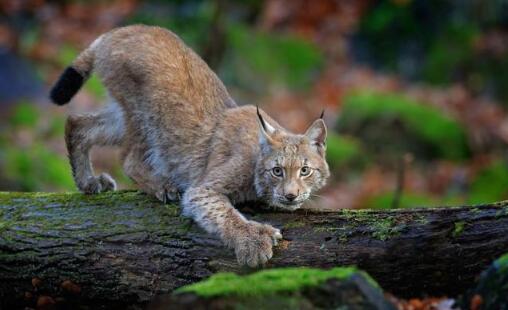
[3,144,74,191]
[56,44,78,67]
[364,192,438,209]
[57,45,106,99]
[423,23,479,85]
[358,0,508,103]
[224,24,322,90]
[10,101,38,128]
[129,0,216,49]
[365,159,508,209]
[469,161,508,204]
[130,1,322,92]
[365,191,468,209]
[0,101,134,192]
[359,0,450,71]
[0,103,74,191]
[338,92,470,161]
[2,0,507,211]
[326,133,364,170]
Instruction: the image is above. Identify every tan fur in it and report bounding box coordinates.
[60,25,330,267]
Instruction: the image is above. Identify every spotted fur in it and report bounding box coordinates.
[50,25,330,267]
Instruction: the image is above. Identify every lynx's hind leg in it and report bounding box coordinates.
[122,148,180,203]
[65,102,124,194]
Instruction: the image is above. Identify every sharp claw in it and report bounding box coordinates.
[259,256,268,265]
[165,191,172,204]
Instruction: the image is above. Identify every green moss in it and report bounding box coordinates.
[339,208,373,221]
[338,92,470,161]
[314,226,340,233]
[371,216,401,241]
[496,253,508,273]
[314,209,407,241]
[413,214,429,225]
[176,267,376,298]
[452,221,466,237]
[283,220,306,229]
[0,191,182,243]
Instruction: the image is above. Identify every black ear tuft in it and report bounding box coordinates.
[257,106,267,131]
[50,66,84,106]
[319,109,325,119]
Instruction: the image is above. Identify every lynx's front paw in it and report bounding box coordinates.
[234,221,282,267]
[80,173,117,194]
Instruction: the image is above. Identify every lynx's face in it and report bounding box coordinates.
[255,110,330,211]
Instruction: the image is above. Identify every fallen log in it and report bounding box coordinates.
[0,191,507,309]
[148,267,396,310]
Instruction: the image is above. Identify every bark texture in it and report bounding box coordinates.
[1,191,507,308]
[462,253,508,309]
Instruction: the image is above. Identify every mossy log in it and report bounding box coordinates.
[148,267,395,310]
[1,191,508,309]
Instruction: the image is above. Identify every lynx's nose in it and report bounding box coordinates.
[285,193,297,201]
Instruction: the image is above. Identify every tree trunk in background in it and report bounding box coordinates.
[1,191,507,308]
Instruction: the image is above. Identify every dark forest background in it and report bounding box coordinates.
[2,0,508,210]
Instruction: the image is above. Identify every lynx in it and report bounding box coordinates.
[50,25,330,267]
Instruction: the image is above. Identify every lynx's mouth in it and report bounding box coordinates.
[278,199,301,206]
[273,192,310,209]
[271,199,304,211]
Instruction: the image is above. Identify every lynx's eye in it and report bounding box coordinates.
[300,166,312,177]
[271,167,284,177]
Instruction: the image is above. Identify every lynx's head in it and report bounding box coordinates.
[254,108,330,210]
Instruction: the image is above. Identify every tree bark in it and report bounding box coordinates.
[1,191,507,308]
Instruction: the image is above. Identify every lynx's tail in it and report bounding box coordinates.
[50,36,103,105]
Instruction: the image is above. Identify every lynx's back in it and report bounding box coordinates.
[93,25,236,124]
[88,25,237,187]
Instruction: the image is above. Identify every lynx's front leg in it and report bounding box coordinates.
[183,187,282,267]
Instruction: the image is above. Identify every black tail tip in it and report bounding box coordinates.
[50,66,84,105]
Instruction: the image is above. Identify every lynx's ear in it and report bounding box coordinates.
[305,118,327,155]
[257,106,276,147]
